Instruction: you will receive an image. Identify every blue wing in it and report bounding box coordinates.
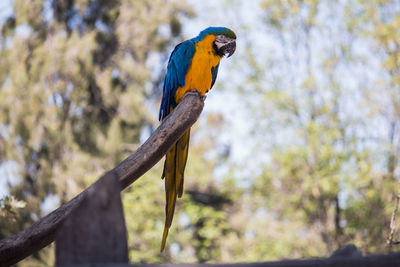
[159,40,196,120]
[210,63,219,89]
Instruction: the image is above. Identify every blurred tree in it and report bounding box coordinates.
[343,0,400,251]
[181,0,399,261]
[0,0,193,265]
[2,0,400,265]
[241,0,400,258]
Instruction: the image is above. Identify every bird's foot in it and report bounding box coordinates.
[188,90,206,101]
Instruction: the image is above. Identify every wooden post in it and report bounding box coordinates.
[55,171,129,265]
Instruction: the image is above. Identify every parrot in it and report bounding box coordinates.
[158,27,236,251]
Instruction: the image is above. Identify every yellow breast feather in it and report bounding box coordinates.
[175,35,222,103]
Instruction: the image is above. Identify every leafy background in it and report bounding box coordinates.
[0,0,399,265]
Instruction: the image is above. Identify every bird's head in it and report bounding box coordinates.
[199,27,236,58]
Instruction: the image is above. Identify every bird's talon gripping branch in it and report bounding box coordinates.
[158,27,236,251]
[187,90,206,102]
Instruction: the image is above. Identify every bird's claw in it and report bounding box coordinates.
[188,90,206,101]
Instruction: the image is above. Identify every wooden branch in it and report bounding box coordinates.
[0,91,204,266]
[388,180,400,246]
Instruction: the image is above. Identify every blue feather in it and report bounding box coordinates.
[210,63,219,89]
[159,40,195,120]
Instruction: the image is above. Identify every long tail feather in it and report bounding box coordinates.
[176,129,190,198]
[161,145,177,251]
[161,227,169,252]
[160,129,191,251]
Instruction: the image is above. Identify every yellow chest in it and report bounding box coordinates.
[175,35,222,103]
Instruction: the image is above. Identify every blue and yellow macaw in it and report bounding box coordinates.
[158,27,236,251]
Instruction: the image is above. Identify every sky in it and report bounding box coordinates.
[0,0,12,25]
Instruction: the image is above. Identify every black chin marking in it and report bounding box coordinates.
[220,42,236,57]
[213,41,236,57]
[213,42,223,57]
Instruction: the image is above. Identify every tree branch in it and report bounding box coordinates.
[388,180,400,247]
[0,91,204,266]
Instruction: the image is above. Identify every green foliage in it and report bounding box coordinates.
[1,0,400,265]
[0,196,26,237]
[244,0,400,257]
[0,0,193,265]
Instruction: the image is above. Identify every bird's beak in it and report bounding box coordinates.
[214,36,236,58]
[222,40,236,58]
